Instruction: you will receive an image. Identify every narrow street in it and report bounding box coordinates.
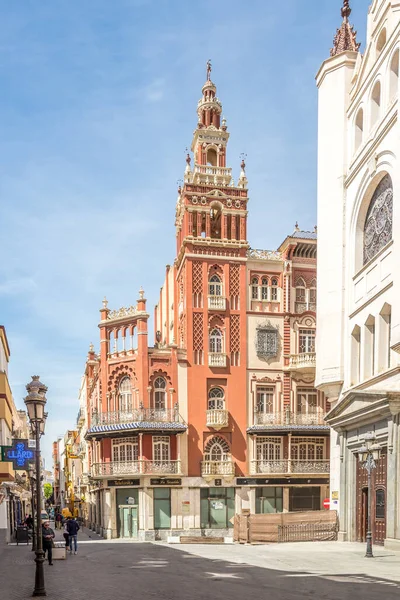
[1,527,399,600]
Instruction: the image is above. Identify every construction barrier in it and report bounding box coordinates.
[234,510,338,544]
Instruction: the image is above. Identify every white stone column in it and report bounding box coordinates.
[103,488,112,539]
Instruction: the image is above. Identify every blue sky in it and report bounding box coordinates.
[0,0,368,466]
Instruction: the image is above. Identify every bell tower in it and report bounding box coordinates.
[174,63,248,478]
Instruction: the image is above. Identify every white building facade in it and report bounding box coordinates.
[316,0,400,549]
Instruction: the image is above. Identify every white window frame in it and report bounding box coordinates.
[208,387,225,410]
[153,436,170,462]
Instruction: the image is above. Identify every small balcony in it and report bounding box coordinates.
[91,407,180,427]
[208,353,227,368]
[206,409,229,429]
[295,302,316,313]
[91,459,181,479]
[288,352,316,372]
[253,410,326,427]
[250,459,330,475]
[201,460,235,479]
[208,295,226,311]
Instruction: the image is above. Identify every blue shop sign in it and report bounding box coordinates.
[1,439,35,469]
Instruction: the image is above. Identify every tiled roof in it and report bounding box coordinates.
[86,421,187,435]
[247,424,330,433]
[291,231,317,240]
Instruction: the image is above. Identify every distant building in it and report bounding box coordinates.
[316,0,400,549]
[73,67,327,540]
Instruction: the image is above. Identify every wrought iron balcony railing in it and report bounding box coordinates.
[90,460,181,478]
[201,460,235,477]
[208,353,227,368]
[206,409,229,429]
[288,352,316,371]
[91,407,180,427]
[250,459,329,475]
[208,295,226,310]
[254,410,326,426]
[295,302,316,313]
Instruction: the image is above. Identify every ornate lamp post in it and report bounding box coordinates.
[27,465,37,551]
[24,376,48,597]
[355,432,382,558]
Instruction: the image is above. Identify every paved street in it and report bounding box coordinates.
[1,526,400,599]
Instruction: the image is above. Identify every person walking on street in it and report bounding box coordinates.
[63,519,70,550]
[66,516,80,554]
[42,521,55,566]
[55,512,63,530]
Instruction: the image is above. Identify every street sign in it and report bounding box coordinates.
[323,498,330,510]
[0,439,35,469]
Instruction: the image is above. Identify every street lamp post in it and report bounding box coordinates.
[355,432,382,558]
[28,465,36,551]
[24,376,48,597]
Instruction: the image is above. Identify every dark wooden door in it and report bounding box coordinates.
[356,451,387,545]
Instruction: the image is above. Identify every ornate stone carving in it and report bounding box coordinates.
[256,321,279,358]
[363,174,393,265]
[107,306,138,320]
[247,248,282,261]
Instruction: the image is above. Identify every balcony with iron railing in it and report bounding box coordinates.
[250,459,329,475]
[253,410,326,427]
[206,409,229,429]
[91,407,181,427]
[208,353,227,368]
[288,352,316,372]
[90,460,181,478]
[208,295,226,311]
[201,460,235,479]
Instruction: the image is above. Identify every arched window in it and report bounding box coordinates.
[371,81,381,128]
[355,108,364,152]
[390,50,399,101]
[209,274,222,296]
[204,436,230,462]
[271,278,278,302]
[295,278,306,312]
[207,148,217,166]
[309,280,316,308]
[261,277,269,301]
[376,28,386,57]
[119,377,132,412]
[363,174,393,264]
[251,277,259,300]
[209,328,223,354]
[153,377,167,410]
[208,387,225,410]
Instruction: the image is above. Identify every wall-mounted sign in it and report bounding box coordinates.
[236,477,329,486]
[1,439,35,469]
[331,491,339,500]
[150,478,182,486]
[107,479,140,487]
[182,501,190,513]
[214,479,222,486]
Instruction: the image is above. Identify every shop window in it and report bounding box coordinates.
[256,487,283,514]
[289,487,321,512]
[154,488,171,529]
[200,487,235,529]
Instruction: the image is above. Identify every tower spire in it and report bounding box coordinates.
[330,1,360,57]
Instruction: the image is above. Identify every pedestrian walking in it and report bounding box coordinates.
[55,512,63,530]
[63,519,70,551]
[42,521,55,566]
[66,517,80,555]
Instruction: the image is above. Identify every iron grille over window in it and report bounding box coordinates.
[363,174,393,265]
[256,323,278,358]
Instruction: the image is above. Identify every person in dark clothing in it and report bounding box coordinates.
[55,512,63,529]
[66,517,80,554]
[25,514,34,529]
[42,521,55,565]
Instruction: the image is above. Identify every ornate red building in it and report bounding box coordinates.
[81,65,328,540]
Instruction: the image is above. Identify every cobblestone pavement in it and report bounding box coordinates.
[1,528,400,600]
